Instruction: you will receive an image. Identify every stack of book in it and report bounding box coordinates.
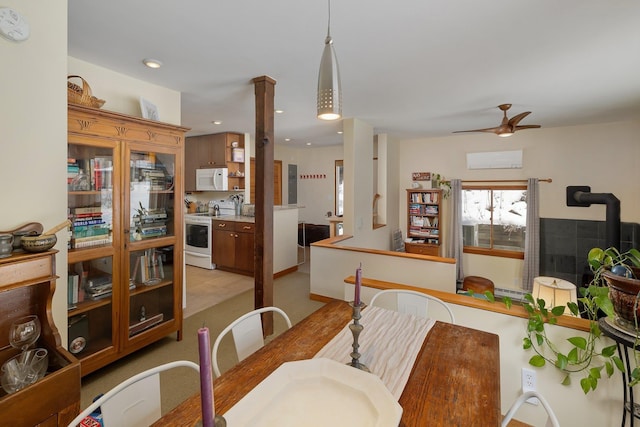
[138,208,168,239]
[70,206,112,248]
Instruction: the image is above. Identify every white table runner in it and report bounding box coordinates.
[314,306,435,399]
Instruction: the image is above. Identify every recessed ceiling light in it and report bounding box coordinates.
[306,142,312,146]
[275,109,284,114]
[212,120,222,125]
[142,58,162,69]
[285,138,291,142]
[337,131,343,134]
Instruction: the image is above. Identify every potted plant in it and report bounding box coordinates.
[518,247,640,393]
[431,173,451,199]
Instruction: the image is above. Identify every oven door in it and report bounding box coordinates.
[185,222,210,254]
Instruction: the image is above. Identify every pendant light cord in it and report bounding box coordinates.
[326,0,332,41]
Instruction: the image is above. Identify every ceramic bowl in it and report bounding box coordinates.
[20,234,57,253]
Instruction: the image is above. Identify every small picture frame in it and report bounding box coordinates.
[140,97,159,121]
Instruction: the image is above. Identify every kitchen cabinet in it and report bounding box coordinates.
[67,104,189,376]
[405,189,442,257]
[0,251,81,426]
[185,132,245,192]
[212,220,254,276]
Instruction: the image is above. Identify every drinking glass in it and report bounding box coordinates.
[9,315,41,351]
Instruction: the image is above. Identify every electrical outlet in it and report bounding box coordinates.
[522,368,539,405]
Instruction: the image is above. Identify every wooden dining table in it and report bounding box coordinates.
[153,300,501,426]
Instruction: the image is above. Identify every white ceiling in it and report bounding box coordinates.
[68,0,640,147]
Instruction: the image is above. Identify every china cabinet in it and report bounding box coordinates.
[405,189,442,256]
[0,251,81,426]
[67,104,189,376]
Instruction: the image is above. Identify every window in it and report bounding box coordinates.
[462,185,527,259]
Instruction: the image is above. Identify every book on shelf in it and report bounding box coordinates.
[71,235,112,249]
[73,206,102,214]
[68,273,79,307]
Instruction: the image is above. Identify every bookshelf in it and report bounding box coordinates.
[67,104,189,376]
[405,189,442,256]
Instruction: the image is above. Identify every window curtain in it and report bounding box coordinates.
[446,179,464,286]
[522,178,540,292]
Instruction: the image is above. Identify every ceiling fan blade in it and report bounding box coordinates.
[514,124,541,131]
[453,127,500,134]
[508,111,531,127]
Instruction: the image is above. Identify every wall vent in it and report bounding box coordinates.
[466,150,523,169]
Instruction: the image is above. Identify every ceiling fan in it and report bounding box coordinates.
[453,104,541,137]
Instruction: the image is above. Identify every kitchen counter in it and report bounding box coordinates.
[212,208,299,275]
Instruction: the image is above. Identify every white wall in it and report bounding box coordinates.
[295,145,343,225]
[0,1,68,342]
[68,57,181,124]
[310,243,456,299]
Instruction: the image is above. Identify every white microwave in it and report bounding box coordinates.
[196,168,228,191]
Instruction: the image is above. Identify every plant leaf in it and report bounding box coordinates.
[568,336,587,350]
[529,355,546,367]
[561,374,571,386]
[605,361,614,377]
[556,353,569,370]
[601,344,617,358]
[580,377,592,394]
[503,297,512,309]
[523,337,532,350]
[551,306,565,316]
[613,356,625,372]
[567,348,578,364]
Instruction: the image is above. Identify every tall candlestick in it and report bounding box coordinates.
[198,327,215,427]
[354,263,362,306]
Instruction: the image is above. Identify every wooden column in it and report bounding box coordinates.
[252,75,276,335]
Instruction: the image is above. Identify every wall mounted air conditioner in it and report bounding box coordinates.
[466,150,523,170]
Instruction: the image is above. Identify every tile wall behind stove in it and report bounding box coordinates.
[540,218,640,288]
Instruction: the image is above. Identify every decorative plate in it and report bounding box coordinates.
[223,358,402,426]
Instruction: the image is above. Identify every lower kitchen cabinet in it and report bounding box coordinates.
[213,220,254,276]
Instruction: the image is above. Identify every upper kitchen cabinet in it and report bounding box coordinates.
[185,132,245,192]
[67,104,189,376]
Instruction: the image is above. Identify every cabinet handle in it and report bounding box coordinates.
[218,223,226,228]
[242,226,251,230]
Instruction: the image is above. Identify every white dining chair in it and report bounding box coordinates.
[501,390,560,427]
[67,360,200,427]
[369,289,456,323]
[212,306,292,377]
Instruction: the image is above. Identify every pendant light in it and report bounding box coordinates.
[317,0,342,120]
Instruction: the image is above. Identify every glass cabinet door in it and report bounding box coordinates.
[68,144,115,250]
[128,150,176,242]
[127,245,176,338]
[67,141,119,362]
[124,145,179,344]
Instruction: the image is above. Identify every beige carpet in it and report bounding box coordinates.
[183,266,254,318]
[79,268,323,417]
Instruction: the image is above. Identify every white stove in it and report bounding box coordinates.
[184,200,235,269]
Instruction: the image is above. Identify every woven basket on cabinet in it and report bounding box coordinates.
[67,75,106,108]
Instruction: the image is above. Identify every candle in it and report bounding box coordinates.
[355,263,362,306]
[198,327,215,427]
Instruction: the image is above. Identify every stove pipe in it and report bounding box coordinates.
[566,186,620,249]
